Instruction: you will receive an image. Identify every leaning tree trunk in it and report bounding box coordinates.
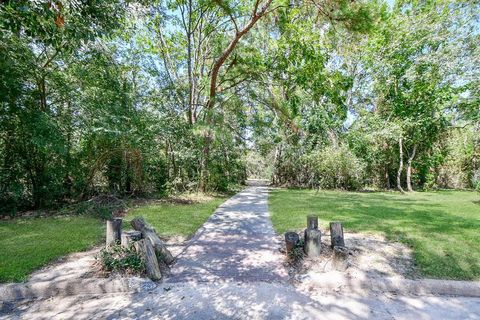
[406,144,417,192]
[198,0,274,191]
[134,239,162,281]
[131,217,175,265]
[397,137,405,193]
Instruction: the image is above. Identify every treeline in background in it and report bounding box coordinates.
[1,0,478,215]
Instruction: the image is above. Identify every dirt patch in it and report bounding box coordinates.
[17,233,189,286]
[125,192,228,213]
[127,197,194,208]
[281,229,418,286]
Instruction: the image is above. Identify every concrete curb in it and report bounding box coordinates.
[0,277,157,301]
[306,273,480,297]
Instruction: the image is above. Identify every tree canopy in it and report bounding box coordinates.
[0,0,478,214]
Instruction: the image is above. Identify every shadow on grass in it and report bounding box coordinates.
[270,189,480,280]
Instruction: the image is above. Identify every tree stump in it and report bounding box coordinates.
[121,230,142,248]
[106,218,122,247]
[307,215,318,230]
[329,222,345,248]
[333,246,349,271]
[304,229,321,257]
[134,239,162,281]
[285,232,299,254]
[131,217,175,265]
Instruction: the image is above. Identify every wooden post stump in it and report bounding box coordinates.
[304,229,321,257]
[330,222,345,248]
[106,218,122,247]
[131,217,175,265]
[121,230,142,248]
[333,246,349,271]
[134,239,162,280]
[307,215,318,230]
[285,232,299,254]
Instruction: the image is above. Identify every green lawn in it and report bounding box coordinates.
[0,216,103,282]
[0,195,228,283]
[269,189,480,280]
[124,196,227,237]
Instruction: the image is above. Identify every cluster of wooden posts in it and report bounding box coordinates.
[284,215,347,264]
[105,217,175,280]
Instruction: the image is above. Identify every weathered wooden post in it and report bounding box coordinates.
[285,232,299,254]
[329,222,345,248]
[307,215,318,230]
[134,239,162,280]
[303,215,321,257]
[131,217,175,265]
[304,229,321,257]
[106,218,122,247]
[121,230,142,248]
[333,245,349,271]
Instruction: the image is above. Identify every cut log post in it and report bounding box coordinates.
[121,230,142,248]
[285,232,299,254]
[106,218,122,247]
[304,229,321,257]
[330,222,345,248]
[307,215,318,230]
[333,246,349,271]
[131,217,175,265]
[134,239,162,281]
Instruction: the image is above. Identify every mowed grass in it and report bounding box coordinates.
[0,216,103,282]
[124,196,227,238]
[0,195,228,283]
[269,189,480,280]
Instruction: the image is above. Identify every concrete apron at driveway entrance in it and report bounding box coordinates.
[167,185,288,283]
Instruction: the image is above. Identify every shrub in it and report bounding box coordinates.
[72,195,126,220]
[308,144,366,190]
[288,238,306,262]
[97,244,145,275]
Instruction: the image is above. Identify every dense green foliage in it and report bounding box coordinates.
[259,1,479,191]
[270,189,480,280]
[98,244,145,275]
[1,0,478,215]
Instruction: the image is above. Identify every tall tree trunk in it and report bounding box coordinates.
[168,139,178,178]
[63,101,74,198]
[272,145,281,185]
[199,133,211,192]
[473,121,480,186]
[164,140,170,181]
[125,151,132,194]
[37,76,47,112]
[397,137,405,193]
[406,144,417,192]
[385,166,391,189]
[186,0,194,125]
[199,0,274,192]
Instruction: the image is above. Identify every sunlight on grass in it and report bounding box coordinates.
[0,195,228,283]
[124,197,227,238]
[0,216,103,282]
[269,189,480,280]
